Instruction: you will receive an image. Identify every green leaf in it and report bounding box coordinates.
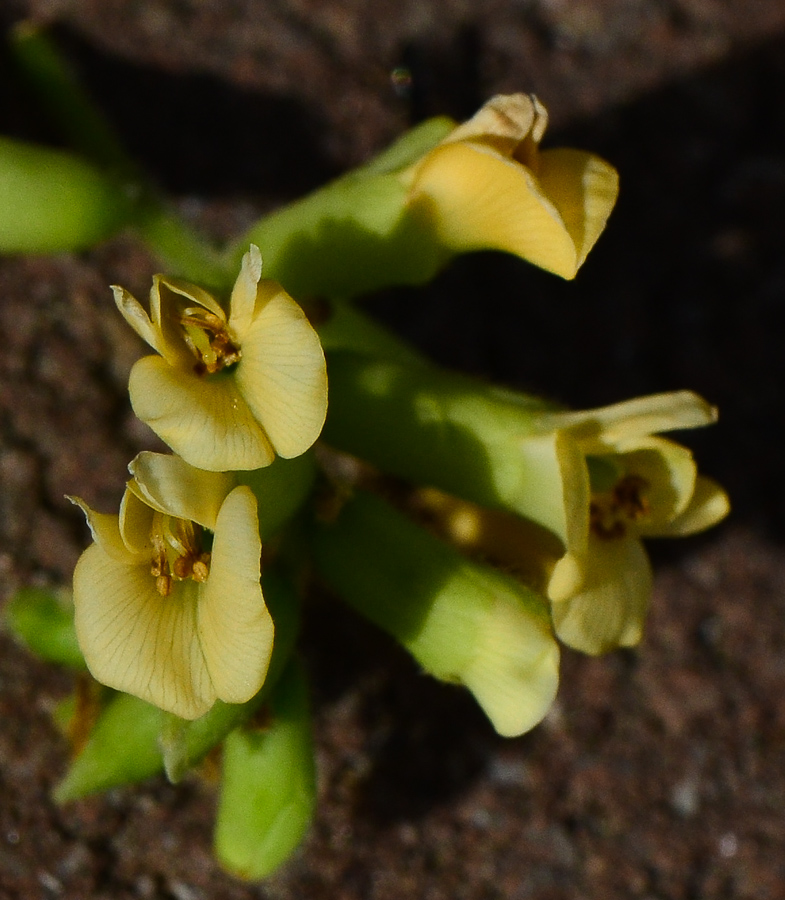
[0,136,134,253]
[214,659,316,880]
[5,586,85,669]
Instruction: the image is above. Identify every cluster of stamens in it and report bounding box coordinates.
[150,513,212,597]
[589,474,650,540]
[179,307,241,377]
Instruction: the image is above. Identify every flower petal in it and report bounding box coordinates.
[616,437,698,533]
[112,286,169,358]
[545,391,718,452]
[234,287,328,459]
[537,148,619,270]
[127,451,233,529]
[408,142,579,278]
[228,244,263,338]
[68,495,135,562]
[128,355,275,471]
[118,488,155,555]
[73,544,215,719]
[654,475,730,536]
[551,536,652,655]
[197,487,273,705]
[441,93,547,158]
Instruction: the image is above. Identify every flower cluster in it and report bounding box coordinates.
[6,75,729,881]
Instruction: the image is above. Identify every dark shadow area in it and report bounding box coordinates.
[366,32,785,537]
[1,23,342,199]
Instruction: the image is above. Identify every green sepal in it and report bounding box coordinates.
[5,586,85,670]
[53,570,301,800]
[214,658,316,880]
[311,491,560,737]
[53,691,165,803]
[0,136,134,253]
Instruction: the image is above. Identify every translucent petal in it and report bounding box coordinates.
[546,391,718,452]
[67,495,134,562]
[127,451,233,529]
[118,488,155,555]
[537,148,619,270]
[73,544,215,719]
[552,536,652,656]
[228,244,262,338]
[408,142,579,278]
[111,286,168,357]
[654,475,730,537]
[197,487,273,704]
[234,289,328,459]
[128,355,275,472]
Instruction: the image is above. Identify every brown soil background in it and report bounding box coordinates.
[2,1,785,898]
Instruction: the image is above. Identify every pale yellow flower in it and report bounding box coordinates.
[402,93,619,279]
[71,453,273,719]
[114,245,328,472]
[414,392,729,656]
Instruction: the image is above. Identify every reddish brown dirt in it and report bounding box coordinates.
[2,2,785,898]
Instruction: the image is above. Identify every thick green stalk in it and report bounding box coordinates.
[311,491,559,737]
[214,658,316,879]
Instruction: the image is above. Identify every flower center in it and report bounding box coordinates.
[150,513,212,597]
[589,474,650,540]
[179,307,241,376]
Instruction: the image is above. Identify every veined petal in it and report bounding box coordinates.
[537,148,619,270]
[68,495,135,562]
[552,536,652,656]
[545,391,718,452]
[197,487,273,704]
[234,289,328,459]
[228,244,262,337]
[654,475,730,537]
[618,437,697,533]
[408,142,579,278]
[128,355,275,471]
[73,544,215,719]
[127,451,233,529]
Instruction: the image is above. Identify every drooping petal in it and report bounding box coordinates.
[655,475,730,537]
[197,487,273,705]
[127,452,233,530]
[234,287,328,459]
[537,148,619,270]
[68,495,136,562]
[408,142,579,278]
[551,536,652,656]
[128,355,275,471]
[228,244,263,338]
[545,391,718,453]
[73,544,215,719]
